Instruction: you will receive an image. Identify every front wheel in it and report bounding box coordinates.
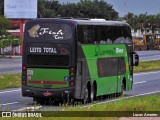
[120,81,125,96]
[116,82,125,97]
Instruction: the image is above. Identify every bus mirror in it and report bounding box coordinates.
[132,52,139,66]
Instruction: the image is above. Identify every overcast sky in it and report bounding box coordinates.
[59,0,160,17]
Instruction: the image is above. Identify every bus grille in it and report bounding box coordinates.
[27,55,69,66]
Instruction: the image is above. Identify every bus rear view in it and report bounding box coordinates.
[22,19,76,102]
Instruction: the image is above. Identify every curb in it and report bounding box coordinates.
[0,56,22,59]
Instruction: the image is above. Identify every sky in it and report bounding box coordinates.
[59,0,160,17]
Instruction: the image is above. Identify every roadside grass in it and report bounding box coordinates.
[0,74,21,90]
[1,95,160,120]
[64,94,160,111]
[134,60,160,73]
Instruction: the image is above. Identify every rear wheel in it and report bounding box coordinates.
[33,98,46,105]
[83,87,90,104]
[90,84,96,102]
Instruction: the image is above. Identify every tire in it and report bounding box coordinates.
[120,81,125,96]
[83,87,90,104]
[34,98,46,105]
[66,98,75,106]
[90,84,96,102]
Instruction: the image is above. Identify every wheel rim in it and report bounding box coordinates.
[84,88,89,103]
[90,90,94,101]
[121,82,125,95]
[122,82,125,91]
[90,85,95,102]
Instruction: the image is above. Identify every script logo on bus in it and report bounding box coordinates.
[28,24,40,38]
[28,24,64,39]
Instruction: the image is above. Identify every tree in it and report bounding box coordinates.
[43,0,60,17]
[38,0,46,18]
[38,0,61,18]
[120,12,160,32]
[0,16,9,36]
[57,1,118,20]
[0,16,20,57]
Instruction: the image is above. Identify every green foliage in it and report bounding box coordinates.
[0,0,4,15]
[64,94,160,111]
[0,16,10,36]
[120,12,160,30]
[0,35,21,48]
[38,0,118,20]
[12,38,21,46]
[38,0,60,18]
[57,1,118,20]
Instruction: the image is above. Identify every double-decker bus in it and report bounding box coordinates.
[22,18,139,103]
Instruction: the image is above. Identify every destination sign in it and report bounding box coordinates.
[29,47,57,54]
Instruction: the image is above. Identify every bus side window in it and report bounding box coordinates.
[83,27,88,43]
[97,58,118,77]
[77,26,83,44]
[118,57,126,75]
[93,27,99,44]
[99,27,107,44]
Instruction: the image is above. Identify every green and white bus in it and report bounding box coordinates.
[22,18,139,103]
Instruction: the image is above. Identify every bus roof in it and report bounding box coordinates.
[73,19,130,27]
[27,18,130,27]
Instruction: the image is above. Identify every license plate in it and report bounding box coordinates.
[43,91,52,97]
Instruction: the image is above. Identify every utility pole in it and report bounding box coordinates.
[124,2,127,17]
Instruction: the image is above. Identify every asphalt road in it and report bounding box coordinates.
[0,71,160,111]
[0,50,160,74]
[0,58,21,74]
[136,50,160,61]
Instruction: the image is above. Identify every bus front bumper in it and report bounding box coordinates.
[22,86,75,99]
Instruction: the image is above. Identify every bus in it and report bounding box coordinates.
[22,18,139,103]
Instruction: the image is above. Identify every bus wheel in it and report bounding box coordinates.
[120,81,125,96]
[66,98,75,106]
[90,84,96,102]
[83,87,90,104]
[34,98,46,105]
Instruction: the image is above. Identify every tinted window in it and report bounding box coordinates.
[97,57,126,77]
[77,25,95,44]
[27,54,69,67]
[97,57,118,77]
[118,57,126,75]
[77,25,132,44]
